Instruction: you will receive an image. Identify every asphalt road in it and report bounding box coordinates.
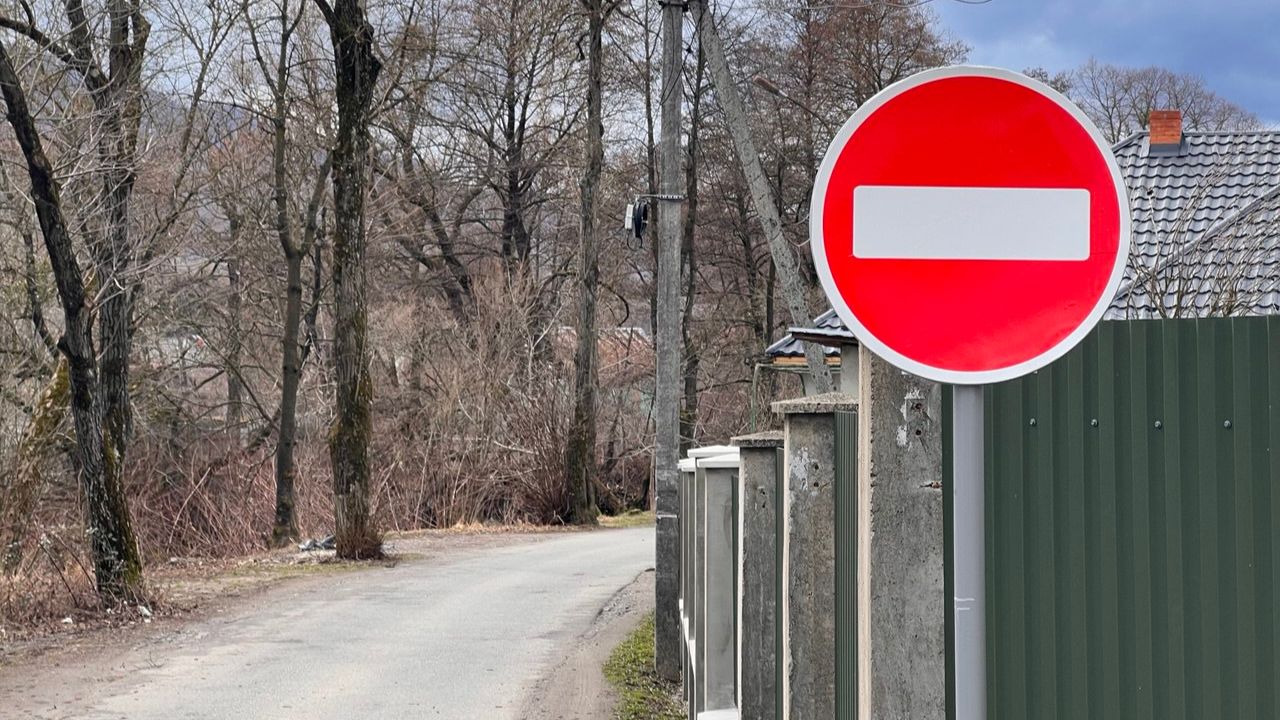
[14,528,654,720]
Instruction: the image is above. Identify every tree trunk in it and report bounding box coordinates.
[273,247,305,546]
[317,0,381,559]
[566,0,606,525]
[499,27,531,274]
[679,39,704,454]
[396,144,475,321]
[642,0,659,339]
[270,165,327,549]
[95,0,151,464]
[0,40,143,601]
[689,0,833,392]
[254,0,334,547]
[97,179,136,459]
[501,162,531,270]
[225,248,243,437]
[22,230,59,359]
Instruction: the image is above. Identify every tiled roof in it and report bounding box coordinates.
[1107,131,1280,319]
[770,130,1280,355]
[764,309,849,359]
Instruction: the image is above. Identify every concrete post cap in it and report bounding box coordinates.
[731,430,784,448]
[698,453,741,470]
[770,391,857,415]
[696,710,741,720]
[686,444,739,459]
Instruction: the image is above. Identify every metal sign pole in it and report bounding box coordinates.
[952,384,987,720]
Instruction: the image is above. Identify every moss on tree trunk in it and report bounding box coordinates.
[317,0,382,559]
[2,358,69,572]
[0,37,144,602]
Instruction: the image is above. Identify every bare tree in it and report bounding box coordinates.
[2,0,238,588]
[1116,160,1280,319]
[0,31,143,600]
[689,0,833,392]
[428,1,583,276]
[314,0,381,559]
[358,3,481,326]
[565,0,617,525]
[0,157,63,566]
[243,0,334,547]
[680,35,706,450]
[1069,59,1258,144]
[1023,65,1072,94]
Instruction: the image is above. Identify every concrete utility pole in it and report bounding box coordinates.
[652,0,685,682]
[689,0,834,393]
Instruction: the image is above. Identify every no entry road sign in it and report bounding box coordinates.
[810,65,1130,385]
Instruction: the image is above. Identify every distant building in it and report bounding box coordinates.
[553,326,654,390]
[1107,113,1279,318]
[763,309,856,398]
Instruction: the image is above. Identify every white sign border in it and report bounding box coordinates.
[809,65,1132,386]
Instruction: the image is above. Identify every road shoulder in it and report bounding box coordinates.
[519,565,656,720]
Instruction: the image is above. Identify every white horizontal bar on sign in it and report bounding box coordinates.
[852,185,1091,260]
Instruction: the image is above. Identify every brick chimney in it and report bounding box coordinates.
[1148,109,1183,155]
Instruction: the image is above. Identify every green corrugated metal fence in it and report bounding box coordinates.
[776,447,786,720]
[733,470,739,698]
[981,316,1280,719]
[836,410,859,720]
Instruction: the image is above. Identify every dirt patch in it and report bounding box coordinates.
[519,566,656,720]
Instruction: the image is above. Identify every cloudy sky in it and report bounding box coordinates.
[931,0,1280,125]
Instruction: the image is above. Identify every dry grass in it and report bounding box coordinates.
[599,509,656,529]
[0,541,365,654]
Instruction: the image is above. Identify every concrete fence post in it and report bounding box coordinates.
[857,348,945,719]
[732,431,784,720]
[840,343,860,401]
[773,392,857,720]
[678,456,696,713]
[699,453,740,711]
[685,445,738,717]
[657,508,682,682]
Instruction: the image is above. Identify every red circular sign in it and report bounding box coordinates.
[811,66,1130,384]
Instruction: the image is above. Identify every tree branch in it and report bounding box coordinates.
[22,230,58,359]
[0,15,106,91]
[312,0,334,26]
